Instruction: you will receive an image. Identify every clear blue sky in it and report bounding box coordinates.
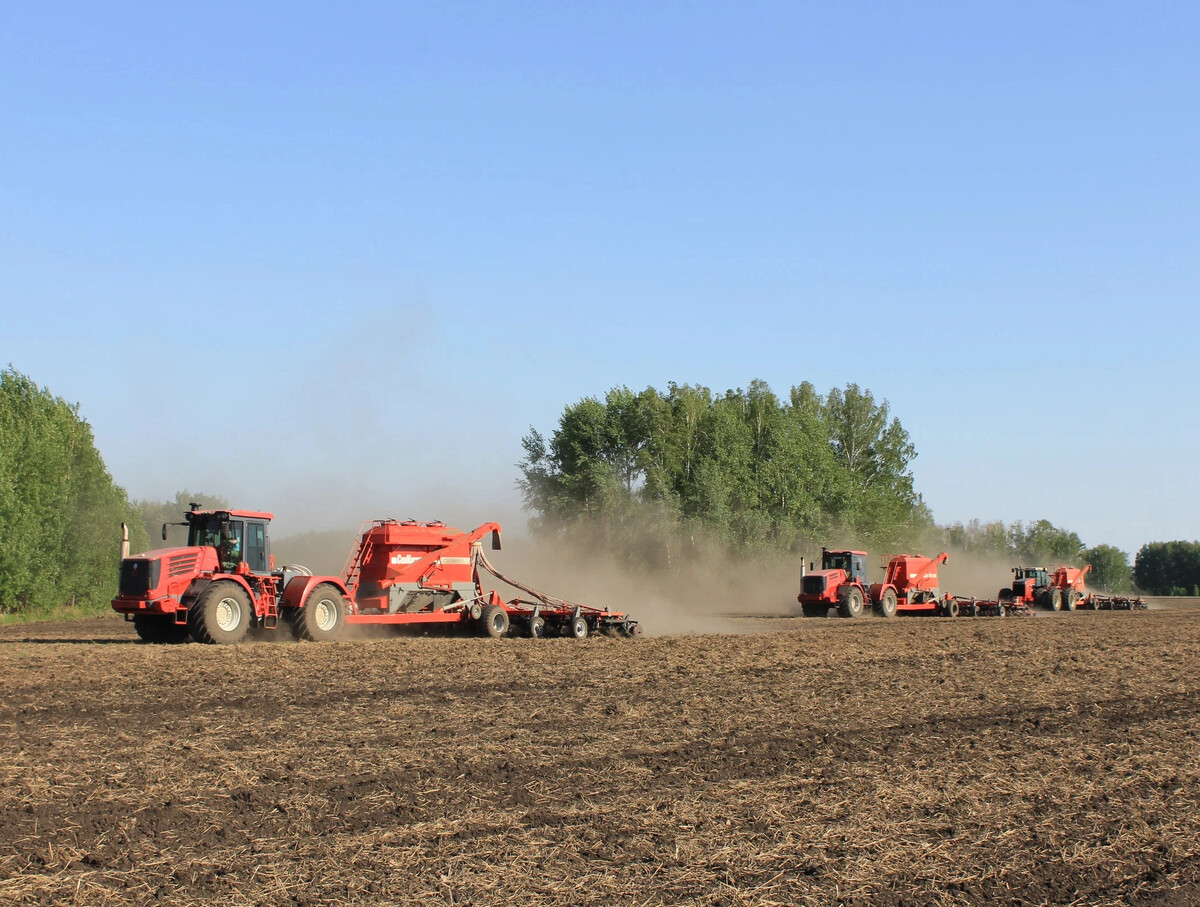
[2,2,1197,554]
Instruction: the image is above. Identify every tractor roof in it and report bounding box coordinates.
[187,509,274,522]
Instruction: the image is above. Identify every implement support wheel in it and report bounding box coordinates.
[292,583,346,642]
[480,604,509,639]
[567,615,589,639]
[876,588,898,619]
[527,615,546,639]
[943,599,960,618]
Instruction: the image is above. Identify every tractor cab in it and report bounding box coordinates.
[822,548,868,584]
[181,508,274,574]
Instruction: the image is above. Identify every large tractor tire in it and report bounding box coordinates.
[132,614,190,644]
[838,587,865,619]
[291,583,347,642]
[943,598,960,618]
[801,603,828,618]
[1064,590,1078,612]
[875,588,898,619]
[479,604,510,639]
[998,588,1015,604]
[188,581,252,645]
[1047,589,1062,612]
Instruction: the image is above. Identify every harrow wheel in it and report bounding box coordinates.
[622,621,643,638]
[566,615,589,639]
[479,604,509,639]
[527,615,546,639]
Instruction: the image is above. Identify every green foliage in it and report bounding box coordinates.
[134,490,229,552]
[1083,544,1132,593]
[0,368,143,615]
[1134,541,1200,596]
[938,518,1084,565]
[519,379,930,564]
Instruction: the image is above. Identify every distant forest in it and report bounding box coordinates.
[0,368,1193,617]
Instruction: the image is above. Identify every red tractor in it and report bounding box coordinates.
[999,566,1053,610]
[112,506,639,644]
[797,548,872,617]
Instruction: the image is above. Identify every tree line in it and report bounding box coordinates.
[0,368,146,615]
[1133,542,1200,596]
[519,380,929,568]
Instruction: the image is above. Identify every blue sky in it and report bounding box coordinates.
[2,2,1197,553]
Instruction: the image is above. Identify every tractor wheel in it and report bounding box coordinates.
[527,615,546,639]
[876,589,898,619]
[1065,591,1077,612]
[132,614,190,644]
[292,583,346,642]
[1048,589,1062,612]
[801,603,828,618]
[998,588,1015,604]
[838,587,865,619]
[188,581,251,645]
[943,599,960,618]
[566,615,589,639]
[480,605,509,639]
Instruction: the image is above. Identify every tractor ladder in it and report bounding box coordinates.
[340,520,380,594]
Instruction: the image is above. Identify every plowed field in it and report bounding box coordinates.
[2,607,1199,906]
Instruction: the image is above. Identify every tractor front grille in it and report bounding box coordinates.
[802,575,826,595]
[119,558,160,597]
[167,552,199,578]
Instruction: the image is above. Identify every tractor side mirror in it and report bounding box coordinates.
[491,529,502,551]
[162,524,168,541]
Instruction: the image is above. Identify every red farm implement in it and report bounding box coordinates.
[113,508,639,644]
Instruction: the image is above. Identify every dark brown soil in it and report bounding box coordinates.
[2,609,1199,905]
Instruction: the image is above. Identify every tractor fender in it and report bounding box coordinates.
[183,574,259,609]
[280,574,354,613]
[180,577,213,611]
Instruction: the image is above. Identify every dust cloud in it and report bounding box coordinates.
[271,529,358,577]
[268,513,1048,635]
[477,533,808,635]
